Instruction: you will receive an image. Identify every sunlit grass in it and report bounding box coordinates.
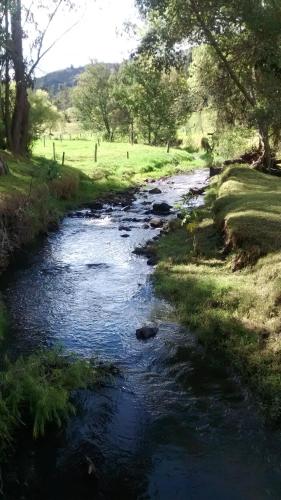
[33,137,207,181]
[155,166,281,422]
[214,166,281,259]
[0,139,208,213]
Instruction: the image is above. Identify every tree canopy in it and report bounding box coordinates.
[136,0,281,170]
[73,57,190,145]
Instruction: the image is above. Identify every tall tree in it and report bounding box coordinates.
[73,63,119,140]
[115,57,190,145]
[10,0,29,155]
[0,0,75,155]
[3,0,12,149]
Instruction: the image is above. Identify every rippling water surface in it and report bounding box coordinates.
[2,170,281,499]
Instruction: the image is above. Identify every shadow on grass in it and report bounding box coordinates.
[155,221,281,422]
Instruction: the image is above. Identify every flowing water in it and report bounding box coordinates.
[2,169,281,499]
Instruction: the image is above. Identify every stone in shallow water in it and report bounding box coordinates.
[152,202,172,215]
[149,187,162,194]
[188,186,206,196]
[86,263,110,269]
[147,256,158,266]
[86,201,103,210]
[136,325,158,340]
[150,218,163,228]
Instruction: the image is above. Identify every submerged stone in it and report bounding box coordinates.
[136,325,158,340]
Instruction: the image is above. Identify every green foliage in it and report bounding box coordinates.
[115,57,190,144]
[0,1,77,155]
[179,108,259,161]
[28,89,62,139]
[0,85,62,149]
[179,109,216,151]
[73,63,119,140]
[187,42,281,153]
[73,57,190,145]
[212,127,257,161]
[136,0,281,167]
[0,349,106,459]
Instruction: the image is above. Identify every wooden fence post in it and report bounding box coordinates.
[94,143,98,162]
[53,142,56,161]
[167,142,170,153]
[62,152,65,166]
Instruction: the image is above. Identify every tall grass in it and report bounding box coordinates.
[0,350,110,461]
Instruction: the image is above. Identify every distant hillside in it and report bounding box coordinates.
[35,66,86,94]
[36,63,120,96]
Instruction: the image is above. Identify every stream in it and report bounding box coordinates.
[2,169,281,499]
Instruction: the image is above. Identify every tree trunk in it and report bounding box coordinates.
[258,124,272,171]
[4,0,12,150]
[147,115,151,145]
[10,0,30,156]
[131,120,134,145]
[103,117,112,141]
[190,1,276,173]
[190,0,255,109]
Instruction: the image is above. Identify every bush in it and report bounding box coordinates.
[214,126,257,160]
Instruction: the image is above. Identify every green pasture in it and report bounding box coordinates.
[33,137,207,181]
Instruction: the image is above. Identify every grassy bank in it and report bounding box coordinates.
[155,166,281,422]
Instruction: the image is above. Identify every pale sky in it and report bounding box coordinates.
[28,0,143,76]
